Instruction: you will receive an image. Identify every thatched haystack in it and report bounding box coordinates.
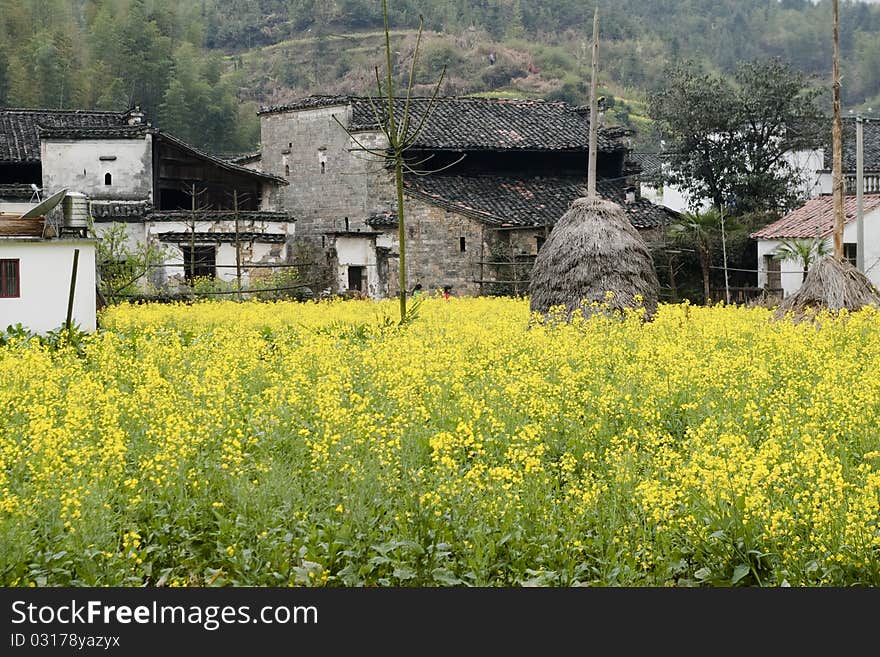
[773,255,880,321]
[529,195,660,320]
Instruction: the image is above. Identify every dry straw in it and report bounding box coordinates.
[774,255,880,321]
[529,195,660,320]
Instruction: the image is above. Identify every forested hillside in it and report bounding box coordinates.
[3,0,880,153]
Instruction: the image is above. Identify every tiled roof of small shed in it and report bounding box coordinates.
[259,95,631,152]
[750,194,880,239]
[0,108,128,163]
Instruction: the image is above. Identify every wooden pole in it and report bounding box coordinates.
[190,183,197,282]
[857,114,865,271]
[65,248,80,339]
[587,8,599,197]
[832,0,844,261]
[234,189,243,300]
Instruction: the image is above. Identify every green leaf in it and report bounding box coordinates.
[431,568,463,586]
[393,566,416,580]
[731,564,750,584]
[694,567,711,581]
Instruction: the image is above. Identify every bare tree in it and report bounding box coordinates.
[333,0,453,324]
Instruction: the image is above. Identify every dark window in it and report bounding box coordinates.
[764,255,781,290]
[536,236,545,252]
[104,172,112,186]
[158,188,192,211]
[284,164,290,177]
[320,161,326,174]
[344,217,350,231]
[459,236,466,252]
[0,259,20,298]
[181,245,216,281]
[844,243,858,268]
[348,265,365,292]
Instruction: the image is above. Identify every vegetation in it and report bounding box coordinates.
[773,237,832,282]
[3,297,880,586]
[94,222,168,300]
[649,59,827,216]
[6,1,880,153]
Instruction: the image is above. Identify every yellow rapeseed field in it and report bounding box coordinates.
[1,296,879,586]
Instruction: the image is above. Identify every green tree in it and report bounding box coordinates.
[668,208,723,304]
[94,222,168,300]
[772,237,831,283]
[648,59,826,217]
[159,44,258,153]
[0,47,9,105]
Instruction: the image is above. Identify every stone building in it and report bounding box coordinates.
[255,95,677,298]
[0,107,292,292]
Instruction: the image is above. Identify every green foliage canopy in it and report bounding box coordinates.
[648,59,826,217]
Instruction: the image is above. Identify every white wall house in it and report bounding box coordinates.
[0,233,97,335]
[635,148,825,214]
[752,194,880,298]
[0,107,292,299]
[41,135,153,201]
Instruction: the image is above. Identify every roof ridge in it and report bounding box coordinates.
[0,107,126,115]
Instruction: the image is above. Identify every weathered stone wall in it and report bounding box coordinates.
[379,197,488,298]
[259,106,395,241]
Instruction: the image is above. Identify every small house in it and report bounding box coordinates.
[751,194,880,298]
[1,107,293,296]
[0,198,97,334]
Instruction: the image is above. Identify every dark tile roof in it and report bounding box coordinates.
[0,184,37,199]
[0,108,128,163]
[258,95,351,114]
[750,193,880,239]
[228,151,262,165]
[629,152,667,183]
[0,107,286,188]
[90,200,152,221]
[156,231,287,244]
[37,125,150,140]
[259,95,631,152]
[821,116,880,171]
[400,174,678,230]
[366,209,397,228]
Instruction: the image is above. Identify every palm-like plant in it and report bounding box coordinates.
[772,237,830,282]
[668,208,721,303]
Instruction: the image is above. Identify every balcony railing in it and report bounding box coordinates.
[844,174,880,194]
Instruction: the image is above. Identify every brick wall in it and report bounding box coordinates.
[259,105,395,242]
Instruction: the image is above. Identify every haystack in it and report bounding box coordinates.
[773,255,880,321]
[529,195,660,320]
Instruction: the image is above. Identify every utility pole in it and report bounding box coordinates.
[720,205,731,304]
[587,8,599,197]
[832,0,845,261]
[857,114,865,271]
